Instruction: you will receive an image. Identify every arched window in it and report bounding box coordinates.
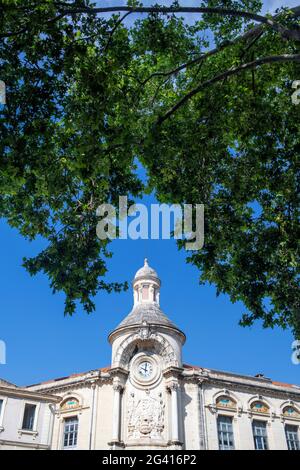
[283,406,300,419]
[250,401,269,414]
[216,395,237,410]
[60,397,80,410]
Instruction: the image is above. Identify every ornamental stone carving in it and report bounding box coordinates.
[127,392,165,440]
[114,332,179,369]
[138,324,151,340]
[282,405,300,419]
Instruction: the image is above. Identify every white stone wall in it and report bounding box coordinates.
[51,386,96,449]
[0,394,54,449]
[25,367,300,451]
[181,382,201,449]
[16,372,300,451]
[202,382,300,450]
[94,382,114,449]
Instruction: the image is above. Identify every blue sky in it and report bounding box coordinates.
[0,0,299,387]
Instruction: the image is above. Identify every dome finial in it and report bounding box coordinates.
[133,259,159,283]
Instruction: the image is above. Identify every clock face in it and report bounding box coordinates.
[138,361,153,378]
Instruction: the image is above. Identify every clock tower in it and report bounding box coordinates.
[108,259,186,450]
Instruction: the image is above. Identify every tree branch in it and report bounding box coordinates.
[2,4,300,40]
[59,5,290,30]
[0,12,66,39]
[59,6,300,40]
[103,11,131,53]
[141,4,300,87]
[156,53,300,125]
[141,31,262,86]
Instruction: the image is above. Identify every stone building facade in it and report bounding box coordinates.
[0,379,59,449]
[0,260,299,450]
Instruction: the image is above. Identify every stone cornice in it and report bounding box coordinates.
[179,370,300,401]
[27,374,112,395]
[0,386,60,402]
[202,377,300,401]
[108,323,186,345]
[163,366,184,380]
[109,367,129,380]
[181,375,209,386]
[0,439,50,449]
[179,368,209,386]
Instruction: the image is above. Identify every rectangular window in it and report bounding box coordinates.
[22,404,36,431]
[63,417,78,449]
[285,425,300,450]
[252,420,268,450]
[217,415,235,450]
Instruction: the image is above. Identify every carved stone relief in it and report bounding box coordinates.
[127,391,165,440]
[114,332,178,369]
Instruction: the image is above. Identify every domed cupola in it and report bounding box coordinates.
[110,258,184,335]
[108,259,185,368]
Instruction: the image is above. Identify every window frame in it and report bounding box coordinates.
[252,420,269,450]
[62,415,79,450]
[19,400,40,433]
[217,415,235,450]
[22,403,37,431]
[285,424,300,450]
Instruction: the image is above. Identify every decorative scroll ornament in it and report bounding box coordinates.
[127,392,165,439]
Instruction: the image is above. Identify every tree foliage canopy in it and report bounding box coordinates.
[0,1,299,337]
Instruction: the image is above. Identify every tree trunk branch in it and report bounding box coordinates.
[156,53,300,125]
[58,6,300,40]
[2,4,300,40]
